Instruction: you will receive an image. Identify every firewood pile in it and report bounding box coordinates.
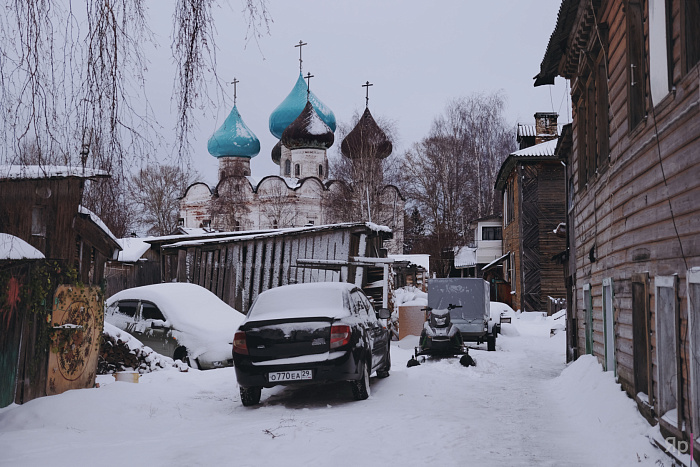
[97,330,187,374]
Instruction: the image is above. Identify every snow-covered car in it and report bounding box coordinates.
[232,282,391,406]
[105,283,244,370]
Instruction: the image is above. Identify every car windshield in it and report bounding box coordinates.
[248,286,348,320]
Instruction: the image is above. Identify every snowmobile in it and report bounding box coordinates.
[407,304,468,367]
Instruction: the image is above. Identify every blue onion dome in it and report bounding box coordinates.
[281,100,335,150]
[269,72,336,139]
[271,140,282,165]
[341,106,392,159]
[207,105,260,158]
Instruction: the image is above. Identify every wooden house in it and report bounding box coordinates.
[534,0,700,451]
[0,166,120,407]
[494,114,568,312]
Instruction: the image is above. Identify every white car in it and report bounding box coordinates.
[105,283,244,369]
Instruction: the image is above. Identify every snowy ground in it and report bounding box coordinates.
[0,312,674,467]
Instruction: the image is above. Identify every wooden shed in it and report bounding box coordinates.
[151,223,393,314]
[535,0,700,451]
[0,165,120,408]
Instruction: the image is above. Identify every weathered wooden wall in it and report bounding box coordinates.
[565,0,699,443]
[160,224,388,313]
[0,178,83,262]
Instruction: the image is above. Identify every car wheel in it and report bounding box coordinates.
[377,345,391,378]
[174,346,189,365]
[351,362,371,400]
[487,333,496,352]
[240,386,262,406]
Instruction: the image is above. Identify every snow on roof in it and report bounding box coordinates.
[78,205,120,247]
[516,124,563,138]
[453,246,477,268]
[0,234,45,260]
[511,138,559,157]
[117,237,152,262]
[389,254,430,273]
[0,165,109,180]
[162,223,392,249]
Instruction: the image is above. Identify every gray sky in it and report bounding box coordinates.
[145,0,569,184]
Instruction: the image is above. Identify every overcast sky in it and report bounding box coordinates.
[145,0,570,185]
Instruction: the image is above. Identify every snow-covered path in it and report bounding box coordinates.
[0,314,669,467]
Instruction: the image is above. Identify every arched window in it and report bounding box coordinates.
[294,164,300,177]
[284,159,291,176]
[318,164,323,177]
[272,219,278,229]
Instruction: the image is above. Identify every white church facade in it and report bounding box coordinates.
[179,68,404,254]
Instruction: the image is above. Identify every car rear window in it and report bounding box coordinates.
[248,286,348,320]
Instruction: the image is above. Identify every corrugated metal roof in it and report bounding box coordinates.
[511,138,559,157]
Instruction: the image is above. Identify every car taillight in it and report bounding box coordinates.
[330,325,351,349]
[233,331,248,355]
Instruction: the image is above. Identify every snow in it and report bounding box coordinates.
[247,282,352,321]
[0,164,109,180]
[389,253,430,274]
[0,234,45,260]
[453,246,477,267]
[78,205,120,247]
[394,285,428,307]
[106,283,244,352]
[116,237,152,262]
[0,310,673,467]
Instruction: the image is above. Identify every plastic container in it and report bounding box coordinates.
[113,372,141,383]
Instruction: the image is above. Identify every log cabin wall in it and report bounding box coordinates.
[160,224,389,313]
[537,0,700,444]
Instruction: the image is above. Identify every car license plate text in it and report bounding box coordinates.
[268,370,312,382]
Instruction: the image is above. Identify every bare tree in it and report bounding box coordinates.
[210,177,252,231]
[401,92,515,276]
[327,110,401,224]
[0,1,271,172]
[259,181,297,228]
[130,164,196,236]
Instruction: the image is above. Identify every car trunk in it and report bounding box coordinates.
[243,317,335,359]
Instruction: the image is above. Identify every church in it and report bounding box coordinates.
[179,58,405,254]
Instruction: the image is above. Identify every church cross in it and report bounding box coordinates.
[304,72,314,98]
[362,81,373,107]
[231,78,239,105]
[295,40,307,72]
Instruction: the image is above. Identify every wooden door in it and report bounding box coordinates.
[46,285,103,396]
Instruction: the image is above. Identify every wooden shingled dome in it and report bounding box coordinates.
[340,107,392,160]
[281,100,335,150]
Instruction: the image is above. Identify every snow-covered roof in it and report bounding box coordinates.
[511,138,559,157]
[0,165,109,180]
[516,124,564,138]
[78,205,120,247]
[161,223,392,249]
[481,251,510,271]
[388,254,430,273]
[0,234,45,260]
[494,138,561,191]
[117,237,152,262]
[453,246,477,268]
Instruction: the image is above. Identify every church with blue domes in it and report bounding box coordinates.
[179,60,404,254]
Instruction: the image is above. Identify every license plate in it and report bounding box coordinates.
[268,370,312,382]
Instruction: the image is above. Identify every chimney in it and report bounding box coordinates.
[534,112,558,144]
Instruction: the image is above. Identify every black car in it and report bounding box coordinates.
[232,282,391,406]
